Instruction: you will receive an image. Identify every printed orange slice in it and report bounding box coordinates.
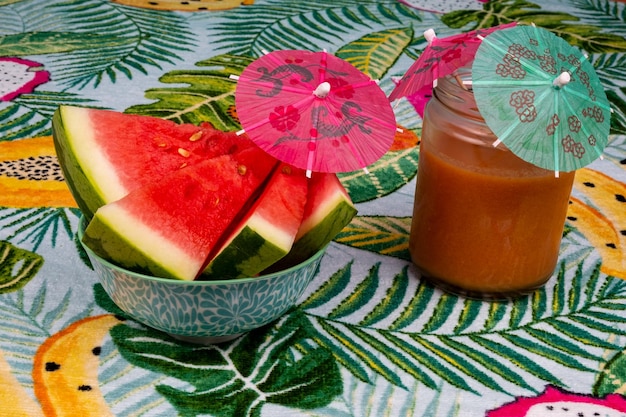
[33,314,124,417]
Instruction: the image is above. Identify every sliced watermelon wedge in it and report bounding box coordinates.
[265,172,357,272]
[202,163,308,279]
[82,147,279,280]
[52,105,253,219]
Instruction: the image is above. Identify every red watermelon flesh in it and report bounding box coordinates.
[202,163,308,279]
[82,146,279,280]
[265,171,357,272]
[52,105,255,219]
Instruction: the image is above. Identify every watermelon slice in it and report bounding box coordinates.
[52,105,253,219]
[82,147,279,280]
[202,163,308,279]
[265,172,357,272]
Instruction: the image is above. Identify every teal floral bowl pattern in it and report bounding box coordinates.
[78,217,324,344]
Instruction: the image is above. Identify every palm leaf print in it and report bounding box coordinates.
[209,1,422,57]
[298,259,626,394]
[42,0,195,89]
[335,27,413,80]
[125,54,253,131]
[334,215,412,260]
[0,207,78,251]
[109,315,342,417]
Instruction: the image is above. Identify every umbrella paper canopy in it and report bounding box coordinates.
[472,24,611,175]
[234,50,396,176]
[388,22,517,106]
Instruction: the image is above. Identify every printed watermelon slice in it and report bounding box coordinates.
[82,147,279,280]
[202,163,308,279]
[265,172,357,272]
[52,105,253,219]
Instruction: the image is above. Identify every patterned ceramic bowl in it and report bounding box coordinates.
[77,217,324,344]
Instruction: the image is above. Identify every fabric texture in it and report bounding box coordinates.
[1,0,626,416]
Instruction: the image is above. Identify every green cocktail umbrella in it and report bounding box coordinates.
[472,24,611,176]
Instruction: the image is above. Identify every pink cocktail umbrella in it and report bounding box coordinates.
[388,23,517,106]
[234,49,396,177]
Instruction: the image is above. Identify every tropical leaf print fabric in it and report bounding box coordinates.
[1,0,626,416]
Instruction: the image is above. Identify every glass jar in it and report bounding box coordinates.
[409,68,575,299]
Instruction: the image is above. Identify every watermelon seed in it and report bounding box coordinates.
[237,165,247,175]
[179,162,188,169]
[188,131,203,142]
[282,165,292,175]
[178,148,191,157]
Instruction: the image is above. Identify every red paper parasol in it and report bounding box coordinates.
[234,50,396,176]
[388,23,517,107]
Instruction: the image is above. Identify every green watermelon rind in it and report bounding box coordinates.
[52,107,111,219]
[83,204,199,280]
[267,192,357,272]
[202,215,290,279]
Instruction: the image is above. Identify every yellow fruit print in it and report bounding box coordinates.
[109,0,254,11]
[32,314,124,417]
[0,136,77,209]
[0,350,44,417]
[567,168,626,279]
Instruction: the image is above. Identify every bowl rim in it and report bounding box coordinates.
[77,215,327,286]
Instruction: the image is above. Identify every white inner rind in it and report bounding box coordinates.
[248,212,293,251]
[97,204,200,280]
[63,106,127,202]
[296,190,347,240]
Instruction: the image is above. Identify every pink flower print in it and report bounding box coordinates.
[441,47,462,64]
[577,69,590,87]
[561,135,585,158]
[519,106,537,123]
[508,43,536,60]
[582,105,605,123]
[496,54,526,79]
[588,134,597,146]
[568,115,582,133]
[592,106,605,123]
[546,114,560,135]
[327,78,354,99]
[572,141,585,158]
[538,54,557,74]
[568,54,581,68]
[509,90,537,123]
[562,135,575,152]
[269,105,300,132]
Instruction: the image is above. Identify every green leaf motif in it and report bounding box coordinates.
[442,0,626,53]
[0,207,77,251]
[299,259,626,394]
[0,31,136,57]
[125,54,252,131]
[594,342,626,397]
[334,215,411,260]
[0,240,43,293]
[336,27,413,80]
[111,314,342,417]
[339,147,419,204]
[208,1,421,57]
[42,0,196,88]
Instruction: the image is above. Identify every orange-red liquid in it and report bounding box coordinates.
[409,134,575,296]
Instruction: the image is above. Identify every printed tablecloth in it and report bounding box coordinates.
[1,0,626,416]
